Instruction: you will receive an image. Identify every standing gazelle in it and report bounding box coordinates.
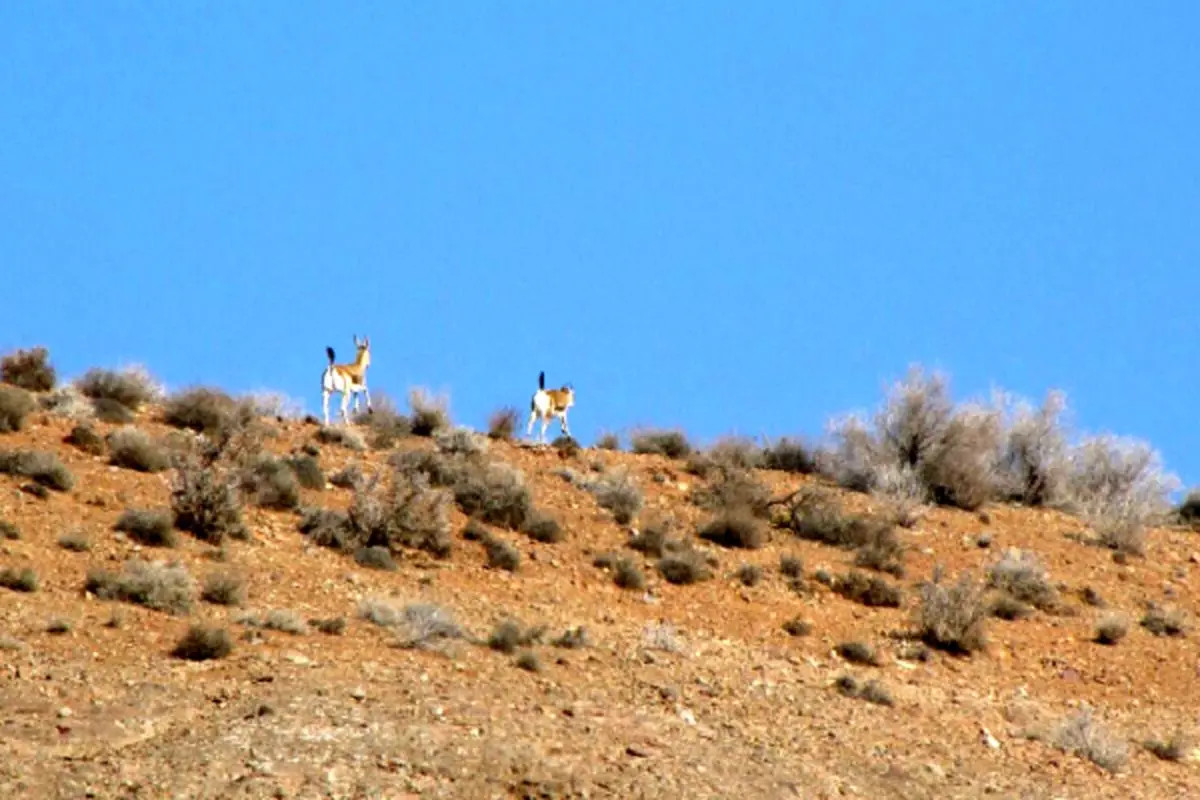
[321,335,372,426]
[526,370,575,443]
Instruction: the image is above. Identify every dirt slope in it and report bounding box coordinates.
[1,406,1198,799]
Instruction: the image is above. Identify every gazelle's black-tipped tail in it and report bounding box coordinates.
[538,371,545,390]
[326,346,336,365]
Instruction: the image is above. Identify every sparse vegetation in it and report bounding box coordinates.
[628,518,680,557]
[1,346,56,392]
[115,508,178,547]
[1179,489,1200,529]
[736,563,763,587]
[584,467,643,524]
[1141,604,1186,637]
[345,472,453,559]
[171,625,233,661]
[985,549,1059,613]
[917,569,988,654]
[521,511,564,543]
[286,453,324,490]
[657,549,712,585]
[595,432,621,451]
[315,425,367,452]
[832,571,902,608]
[450,461,534,530]
[86,559,196,615]
[65,423,105,455]
[487,407,518,440]
[0,449,75,491]
[107,428,170,473]
[1051,706,1130,774]
[354,545,398,571]
[162,386,254,440]
[613,557,646,589]
[692,468,771,517]
[1145,730,1192,762]
[0,566,38,593]
[170,455,248,544]
[779,554,804,578]
[408,387,451,437]
[239,609,308,635]
[698,509,766,549]
[0,386,36,433]
[201,571,247,607]
[834,674,894,706]
[782,617,813,637]
[241,455,301,510]
[0,520,18,540]
[329,463,363,489]
[836,641,881,666]
[58,531,91,552]
[93,398,134,424]
[352,393,411,449]
[631,429,692,459]
[482,535,520,572]
[76,366,159,413]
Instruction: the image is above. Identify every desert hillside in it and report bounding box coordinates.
[1,351,1198,800]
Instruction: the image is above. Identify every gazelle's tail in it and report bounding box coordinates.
[538,371,545,390]
[326,346,336,365]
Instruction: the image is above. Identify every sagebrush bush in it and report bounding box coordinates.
[434,426,489,456]
[451,461,534,530]
[1052,706,1130,774]
[584,467,643,524]
[1,347,55,392]
[408,387,451,437]
[352,393,411,449]
[833,571,902,608]
[691,468,771,517]
[107,428,170,473]
[115,508,178,547]
[613,557,646,589]
[836,641,881,666]
[354,545,398,571]
[161,387,251,438]
[783,617,813,637]
[0,386,35,433]
[482,535,520,571]
[488,407,519,441]
[329,463,363,489]
[286,453,324,490]
[1094,614,1129,645]
[779,488,900,572]
[76,366,159,412]
[631,429,692,459]
[736,563,763,587]
[985,549,1059,612]
[0,567,38,592]
[315,425,367,452]
[628,516,681,557]
[698,510,766,549]
[65,423,105,455]
[0,449,74,491]
[1179,489,1200,529]
[86,559,196,615]
[58,531,91,552]
[917,569,988,654]
[170,456,248,544]
[521,511,564,543]
[201,571,247,606]
[762,436,817,474]
[595,432,621,451]
[39,386,94,422]
[692,436,762,473]
[344,472,454,558]
[241,455,300,510]
[93,398,134,423]
[657,549,712,585]
[171,625,233,661]
[1141,604,1186,637]
[996,390,1071,506]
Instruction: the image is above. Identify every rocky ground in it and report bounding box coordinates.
[1,404,1198,799]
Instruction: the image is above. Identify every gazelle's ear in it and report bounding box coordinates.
[364,336,370,348]
[353,334,361,347]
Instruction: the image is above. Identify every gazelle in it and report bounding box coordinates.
[321,335,372,426]
[526,370,574,443]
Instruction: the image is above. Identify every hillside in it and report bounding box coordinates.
[1,356,1199,799]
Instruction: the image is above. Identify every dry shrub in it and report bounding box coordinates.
[762,436,817,474]
[0,520,18,540]
[76,366,159,412]
[780,554,804,577]
[0,386,35,433]
[515,651,541,672]
[170,455,248,544]
[1094,614,1128,645]
[702,436,763,471]
[595,432,621,451]
[985,549,1059,612]
[482,535,520,572]
[488,619,540,653]
[86,559,196,615]
[1052,706,1130,774]
[628,516,682,557]
[698,509,766,549]
[691,468,771,517]
[631,429,692,459]
[778,488,902,573]
[408,387,451,437]
[996,390,1071,506]
[311,617,346,636]
[93,398,134,423]
[1140,604,1186,637]
[584,467,644,524]
[657,549,712,585]
[65,423,105,455]
[783,617,812,637]
[435,426,489,456]
[58,531,91,552]
[450,461,533,530]
[162,387,252,438]
[298,507,353,550]
[836,641,881,666]
[833,571,902,608]
[240,609,307,635]
[1179,489,1200,529]
[1145,730,1192,762]
[521,511,564,543]
[360,600,463,650]
[611,557,645,589]
[488,407,518,441]
[868,463,928,528]
[0,449,75,491]
[552,435,580,457]
[171,625,232,661]
[329,463,363,489]
[352,393,411,449]
[354,545,397,571]
[286,453,324,490]
[38,385,94,421]
[1064,434,1179,555]
[241,455,300,510]
[315,425,367,452]
[737,564,763,586]
[115,508,178,547]
[347,472,453,559]
[1,347,55,392]
[0,567,38,593]
[917,569,988,654]
[107,428,170,473]
[201,571,247,607]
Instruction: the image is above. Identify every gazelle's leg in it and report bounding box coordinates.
[340,391,351,424]
[559,411,571,438]
[526,410,538,438]
[540,417,550,443]
[363,384,372,412]
[322,390,331,427]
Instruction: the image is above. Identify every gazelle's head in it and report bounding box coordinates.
[560,383,575,407]
[352,335,371,368]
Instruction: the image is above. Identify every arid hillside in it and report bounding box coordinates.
[1,350,1199,799]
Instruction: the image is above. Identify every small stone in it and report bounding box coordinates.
[57,707,73,718]
[350,687,366,701]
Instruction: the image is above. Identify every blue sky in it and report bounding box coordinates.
[2,4,1197,488]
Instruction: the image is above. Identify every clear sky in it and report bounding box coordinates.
[3,4,1197,488]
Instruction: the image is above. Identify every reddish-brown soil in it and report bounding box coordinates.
[2,407,1198,799]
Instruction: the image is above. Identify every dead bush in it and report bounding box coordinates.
[996,390,1071,506]
[161,387,251,439]
[1,346,55,391]
[595,432,621,451]
[1141,604,1186,637]
[657,549,712,585]
[311,617,346,635]
[737,563,763,587]
[0,449,75,491]
[315,425,367,452]
[115,508,178,547]
[628,519,681,557]
[985,549,1059,612]
[917,569,988,654]
[298,507,352,551]
[239,609,307,635]
[703,436,763,471]
[487,407,519,441]
[521,511,564,543]
[86,559,196,615]
[344,473,454,558]
[241,455,301,510]
[692,468,771,517]
[988,593,1032,621]
[65,423,105,455]
[58,531,91,552]
[1052,706,1130,774]
[352,393,411,449]
[516,651,541,672]
[836,641,881,666]
[201,571,247,606]
[868,463,928,528]
[833,571,902,608]
[93,398,134,424]
[783,617,813,637]
[780,554,804,577]
[170,455,248,544]
[451,461,534,530]
[1179,489,1200,529]
[76,366,159,412]
[0,567,38,592]
[171,625,233,661]
[354,545,398,571]
[0,386,35,433]
[761,436,816,474]
[613,558,646,590]
[408,387,451,437]
[631,429,692,459]
[329,463,363,489]
[698,510,766,549]
[107,428,170,473]
[585,467,643,524]
[778,489,898,560]
[434,426,489,457]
